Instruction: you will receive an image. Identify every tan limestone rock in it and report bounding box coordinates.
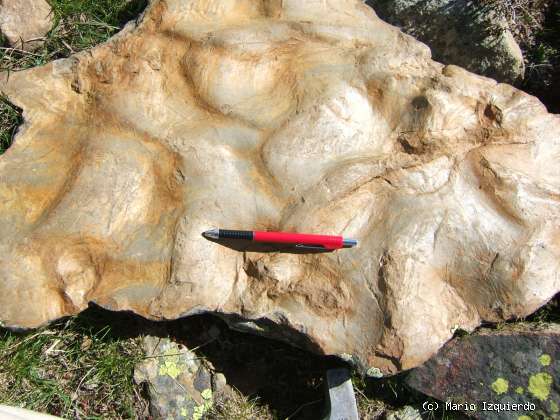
[0,0,53,50]
[0,0,559,375]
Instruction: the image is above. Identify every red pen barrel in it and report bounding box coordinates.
[253,231,344,249]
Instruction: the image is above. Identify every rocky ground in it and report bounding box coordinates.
[0,1,558,419]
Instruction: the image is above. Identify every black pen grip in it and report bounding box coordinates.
[218,229,254,240]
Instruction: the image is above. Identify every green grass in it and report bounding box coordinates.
[525,294,560,324]
[0,0,147,72]
[0,96,22,154]
[0,316,145,419]
[48,0,147,52]
[206,392,275,420]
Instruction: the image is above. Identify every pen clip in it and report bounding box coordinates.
[295,244,328,251]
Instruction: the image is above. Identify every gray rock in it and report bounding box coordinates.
[366,0,525,83]
[212,373,228,395]
[134,336,218,420]
[322,368,359,420]
[406,323,560,419]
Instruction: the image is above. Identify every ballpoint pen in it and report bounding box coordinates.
[202,228,358,250]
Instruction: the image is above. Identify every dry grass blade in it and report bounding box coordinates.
[205,388,275,420]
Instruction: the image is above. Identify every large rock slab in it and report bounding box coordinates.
[366,0,525,83]
[0,0,559,375]
[407,323,560,419]
[0,0,52,51]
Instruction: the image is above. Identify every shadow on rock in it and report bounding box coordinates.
[117,0,149,26]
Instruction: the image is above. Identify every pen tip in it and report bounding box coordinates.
[202,228,220,240]
[342,238,358,248]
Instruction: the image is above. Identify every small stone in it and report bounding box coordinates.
[323,369,359,420]
[80,336,92,351]
[212,373,227,393]
[0,0,52,51]
[339,354,354,363]
[193,366,212,393]
[134,336,216,420]
[366,367,384,378]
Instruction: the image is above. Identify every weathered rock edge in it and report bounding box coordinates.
[0,0,559,375]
